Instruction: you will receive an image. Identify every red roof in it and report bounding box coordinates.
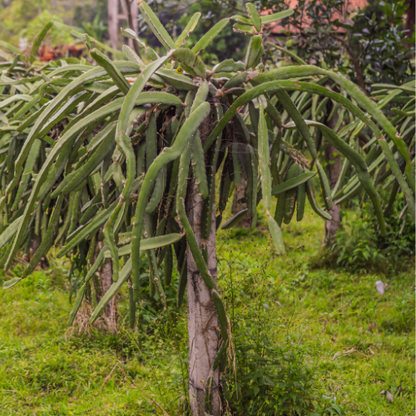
[266,0,368,34]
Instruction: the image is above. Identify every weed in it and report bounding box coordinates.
[312,195,414,274]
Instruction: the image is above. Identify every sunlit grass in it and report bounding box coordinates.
[0,205,413,415]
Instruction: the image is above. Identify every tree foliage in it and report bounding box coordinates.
[272,0,415,90]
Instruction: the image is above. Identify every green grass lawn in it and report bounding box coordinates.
[0,206,414,415]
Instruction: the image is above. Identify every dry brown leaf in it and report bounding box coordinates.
[380,390,394,402]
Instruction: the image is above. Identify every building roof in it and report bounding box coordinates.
[266,0,368,35]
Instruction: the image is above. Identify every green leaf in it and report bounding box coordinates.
[272,172,317,195]
[190,80,209,114]
[0,217,23,250]
[68,284,86,326]
[268,43,307,65]
[90,49,130,95]
[90,259,132,324]
[221,209,249,229]
[57,201,118,258]
[120,27,146,48]
[261,9,294,24]
[172,49,205,78]
[12,140,42,210]
[258,101,272,211]
[104,233,183,258]
[268,216,285,255]
[8,64,137,198]
[192,19,230,53]
[291,119,391,233]
[246,3,262,31]
[230,15,252,25]
[22,195,65,278]
[233,23,255,35]
[316,160,333,210]
[122,45,144,66]
[138,0,176,50]
[275,89,317,159]
[118,55,170,136]
[212,59,245,74]
[0,40,21,56]
[245,35,263,69]
[176,12,201,47]
[156,68,197,90]
[283,163,302,225]
[30,21,53,64]
[305,177,332,221]
[191,131,209,199]
[3,277,21,290]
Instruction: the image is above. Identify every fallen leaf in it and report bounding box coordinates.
[380,390,394,402]
[375,280,385,295]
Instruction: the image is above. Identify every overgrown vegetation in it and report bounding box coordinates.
[0,0,104,46]
[0,1,414,414]
[147,0,415,92]
[267,0,415,90]
[0,207,413,415]
[224,306,318,415]
[313,195,415,273]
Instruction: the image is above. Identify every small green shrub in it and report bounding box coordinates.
[218,258,321,415]
[21,10,73,46]
[315,194,414,273]
[224,327,318,415]
[330,212,385,271]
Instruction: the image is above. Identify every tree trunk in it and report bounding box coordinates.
[339,38,368,95]
[108,0,119,50]
[324,113,342,246]
[93,241,118,334]
[405,0,415,48]
[120,0,141,57]
[231,176,251,228]
[186,177,221,415]
[324,143,342,245]
[27,234,49,269]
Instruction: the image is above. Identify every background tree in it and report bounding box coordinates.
[264,0,415,87]
[262,0,415,242]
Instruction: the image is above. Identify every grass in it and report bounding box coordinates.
[0,205,414,415]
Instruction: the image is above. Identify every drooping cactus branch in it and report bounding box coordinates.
[0,2,413,414]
